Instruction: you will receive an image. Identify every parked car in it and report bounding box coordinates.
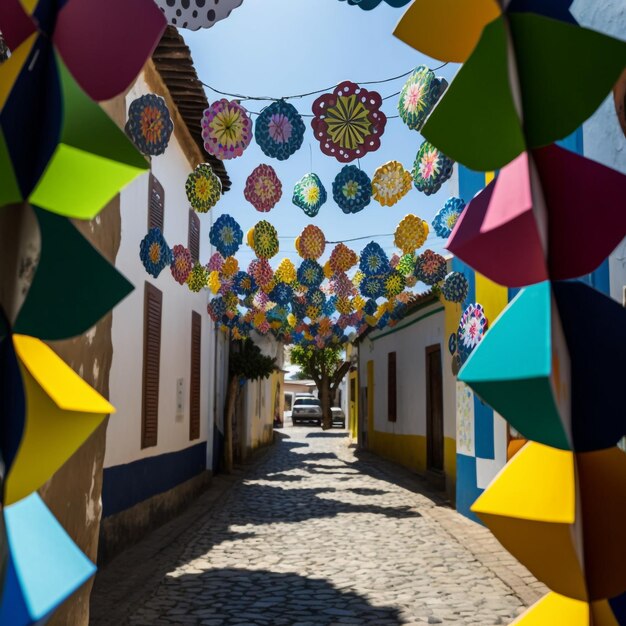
[292,397,322,426]
[331,407,346,429]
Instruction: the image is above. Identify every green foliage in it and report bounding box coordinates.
[291,345,344,381]
[230,339,276,381]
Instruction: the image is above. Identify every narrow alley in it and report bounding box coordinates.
[91,428,545,626]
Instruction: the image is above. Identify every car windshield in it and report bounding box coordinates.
[294,399,321,407]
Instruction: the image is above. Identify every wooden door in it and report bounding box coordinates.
[426,345,444,471]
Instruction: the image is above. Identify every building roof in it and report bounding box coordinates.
[152,27,231,191]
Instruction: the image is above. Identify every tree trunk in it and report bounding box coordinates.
[320,374,332,430]
[224,375,239,473]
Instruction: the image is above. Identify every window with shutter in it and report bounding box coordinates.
[142,282,162,448]
[387,352,397,422]
[148,174,165,231]
[190,311,201,441]
[188,210,200,263]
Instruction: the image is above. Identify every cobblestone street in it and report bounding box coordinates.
[91,427,545,626]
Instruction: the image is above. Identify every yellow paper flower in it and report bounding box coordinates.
[323,261,333,279]
[247,227,255,248]
[224,292,239,311]
[372,161,412,207]
[222,256,239,277]
[253,311,267,328]
[208,270,221,294]
[261,279,276,294]
[395,214,429,255]
[336,296,354,315]
[352,270,364,287]
[275,258,296,284]
[287,313,297,327]
[352,295,366,311]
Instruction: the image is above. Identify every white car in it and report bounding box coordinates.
[331,407,346,429]
[291,397,322,426]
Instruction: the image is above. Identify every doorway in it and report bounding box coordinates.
[426,345,444,472]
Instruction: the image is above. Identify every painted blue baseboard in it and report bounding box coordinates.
[102,442,207,518]
[456,453,484,524]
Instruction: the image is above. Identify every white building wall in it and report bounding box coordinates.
[106,73,218,469]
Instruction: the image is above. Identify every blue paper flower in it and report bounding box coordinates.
[415,250,447,285]
[271,282,294,306]
[442,271,469,304]
[360,275,385,300]
[293,173,328,217]
[210,214,243,257]
[377,312,390,329]
[332,165,372,214]
[207,297,227,322]
[307,288,326,309]
[125,94,174,156]
[140,228,172,278]
[432,198,466,239]
[448,333,457,355]
[323,296,338,317]
[233,271,257,296]
[255,100,305,161]
[359,242,390,276]
[364,298,378,316]
[297,259,324,288]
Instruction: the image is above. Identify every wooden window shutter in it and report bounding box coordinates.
[148,174,165,231]
[188,210,200,263]
[388,352,397,422]
[142,282,162,448]
[190,311,201,441]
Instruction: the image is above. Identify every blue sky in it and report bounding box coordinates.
[185,0,459,269]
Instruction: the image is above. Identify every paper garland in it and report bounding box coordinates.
[186,163,222,213]
[255,100,305,161]
[244,164,282,212]
[432,197,466,239]
[394,214,429,255]
[398,66,448,131]
[153,0,244,30]
[209,214,243,258]
[412,141,454,195]
[332,165,372,214]
[414,249,447,285]
[251,221,279,259]
[201,99,253,160]
[371,160,412,207]
[125,94,173,157]
[311,81,387,163]
[292,173,327,217]
[140,227,173,278]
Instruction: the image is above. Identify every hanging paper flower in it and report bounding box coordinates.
[298,225,326,260]
[394,214,429,255]
[307,288,327,310]
[312,81,387,163]
[330,272,355,299]
[208,270,221,294]
[255,100,305,160]
[457,303,488,364]
[209,214,243,257]
[271,282,294,306]
[412,141,454,196]
[371,161,412,207]
[244,164,283,212]
[253,311,271,334]
[363,299,378,316]
[336,296,354,315]
[352,270,364,287]
[154,0,244,30]
[207,252,225,272]
[248,258,274,288]
[432,197,466,239]
[442,271,469,304]
[233,271,257,296]
[398,66,448,132]
[222,256,239,277]
[323,261,334,279]
[207,297,226,322]
[186,163,222,212]
[187,262,209,292]
[253,291,271,311]
[252,221,279,259]
[297,259,325,288]
[359,242,390,276]
[275,258,297,284]
[360,275,386,300]
[125,94,174,156]
[332,165,372,214]
[293,173,327,217]
[390,253,400,268]
[353,295,366,312]
[415,250,447,285]
[201,99,253,160]
[385,271,406,298]
[140,227,172,278]
[329,243,358,273]
[448,333,457,356]
[170,244,193,284]
[406,275,417,288]
[397,254,415,277]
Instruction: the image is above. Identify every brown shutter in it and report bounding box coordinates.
[388,352,397,422]
[189,310,201,441]
[188,210,200,263]
[148,174,165,231]
[142,282,162,448]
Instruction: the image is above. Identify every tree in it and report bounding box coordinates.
[290,345,350,429]
[224,339,277,472]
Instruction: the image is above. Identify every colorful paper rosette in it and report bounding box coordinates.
[412,141,454,196]
[293,173,327,217]
[297,225,326,260]
[139,227,173,278]
[201,99,252,160]
[329,243,358,273]
[432,197,466,239]
[457,303,488,364]
[371,160,412,207]
[360,275,386,300]
[251,221,279,259]
[232,271,257,297]
[297,259,325,288]
[332,165,372,214]
[359,241,390,276]
[125,93,173,156]
[255,100,305,161]
[209,214,243,257]
[396,253,416,277]
[384,270,406,298]
[414,249,447,285]
[275,258,297,284]
[270,282,294,306]
[186,163,222,212]
[170,244,193,285]
[154,0,243,30]
[186,262,209,292]
[338,0,411,8]
[397,66,448,131]
[207,252,225,272]
[442,271,469,304]
[311,81,387,163]
[394,214,429,255]
[244,164,282,212]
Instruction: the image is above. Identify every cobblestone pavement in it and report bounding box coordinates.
[91,426,546,626]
